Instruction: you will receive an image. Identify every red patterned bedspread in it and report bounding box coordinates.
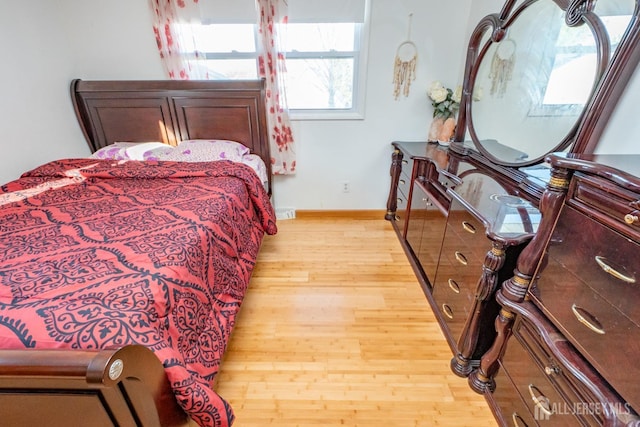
[0,158,277,427]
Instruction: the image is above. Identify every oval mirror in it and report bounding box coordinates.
[463,0,635,166]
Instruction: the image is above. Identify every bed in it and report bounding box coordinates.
[0,79,277,427]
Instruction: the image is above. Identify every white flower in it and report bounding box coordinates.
[429,86,448,103]
[428,80,461,119]
[452,85,463,104]
[428,81,444,95]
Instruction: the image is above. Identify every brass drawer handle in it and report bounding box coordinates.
[571,304,605,335]
[527,384,552,416]
[511,413,529,427]
[454,251,468,266]
[624,213,639,225]
[448,279,460,294]
[442,304,454,319]
[461,221,476,234]
[544,366,559,376]
[594,256,636,284]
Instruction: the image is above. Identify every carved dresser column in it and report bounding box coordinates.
[468,165,571,393]
[385,148,403,221]
[451,243,506,377]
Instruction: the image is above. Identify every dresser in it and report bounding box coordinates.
[384,0,640,424]
[386,141,542,376]
[472,154,640,425]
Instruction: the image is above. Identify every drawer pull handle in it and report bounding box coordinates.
[544,366,559,376]
[442,304,454,319]
[397,197,404,204]
[527,384,552,416]
[454,251,468,266]
[571,304,605,335]
[624,213,639,225]
[448,279,460,294]
[594,256,636,284]
[399,179,406,185]
[462,221,476,234]
[511,413,529,427]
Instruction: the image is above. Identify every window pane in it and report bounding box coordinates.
[285,58,354,109]
[285,23,356,52]
[194,24,256,52]
[204,59,258,79]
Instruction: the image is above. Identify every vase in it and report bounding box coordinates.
[428,116,445,142]
[437,117,456,144]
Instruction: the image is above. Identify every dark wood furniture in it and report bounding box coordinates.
[388,142,541,377]
[477,154,640,425]
[386,0,640,425]
[0,79,271,427]
[71,78,271,194]
[0,346,186,426]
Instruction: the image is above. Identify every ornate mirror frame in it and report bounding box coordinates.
[451,0,640,170]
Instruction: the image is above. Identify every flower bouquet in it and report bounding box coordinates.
[427,81,461,144]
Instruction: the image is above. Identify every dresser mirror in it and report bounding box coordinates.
[453,0,638,168]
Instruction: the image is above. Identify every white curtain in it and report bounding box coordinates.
[255,0,296,174]
[148,0,296,175]
[148,0,208,79]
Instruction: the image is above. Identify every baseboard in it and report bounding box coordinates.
[294,210,387,220]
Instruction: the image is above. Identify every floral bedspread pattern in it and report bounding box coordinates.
[0,159,277,427]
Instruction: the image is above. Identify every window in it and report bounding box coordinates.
[193,24,259,80]
[196,0,369,119]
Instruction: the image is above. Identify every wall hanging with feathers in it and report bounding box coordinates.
[393,13,418,100]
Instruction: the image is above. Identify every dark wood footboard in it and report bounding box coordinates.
[0,345,189,426]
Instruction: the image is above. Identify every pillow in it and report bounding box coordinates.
[153,139,267,188]
[90,142,170,161]
[240,153,269,188]
[157,139,250,162]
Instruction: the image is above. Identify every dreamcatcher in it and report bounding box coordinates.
[393,14,418,100]
[489,38,516,98]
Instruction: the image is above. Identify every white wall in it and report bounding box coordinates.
[596,60,640,154]
[0,1,87,184]
[1,0,638,209]
[274,1,472,210]
[0,0,163,185]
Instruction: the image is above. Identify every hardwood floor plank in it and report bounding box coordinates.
[216,217,497,426]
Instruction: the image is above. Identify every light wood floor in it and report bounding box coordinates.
[215,214,497,427]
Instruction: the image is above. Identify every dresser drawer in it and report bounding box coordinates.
[432,209,486,342]
[502,319,600,426]
[443,209,489,263]
[531,261,640,412]
[394,183,409,235]
[569,173,640,239]
[432,267,473,342]
[547,205,640,323]
[398,165,412,202]
[532,219,640,412]
[491,366,539,427]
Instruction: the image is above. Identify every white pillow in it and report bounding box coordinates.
[153,139,268,187]
[157,139,250,162]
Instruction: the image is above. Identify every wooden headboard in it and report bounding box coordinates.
[71,79,272,192]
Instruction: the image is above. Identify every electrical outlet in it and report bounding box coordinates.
[342,181,350,193]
